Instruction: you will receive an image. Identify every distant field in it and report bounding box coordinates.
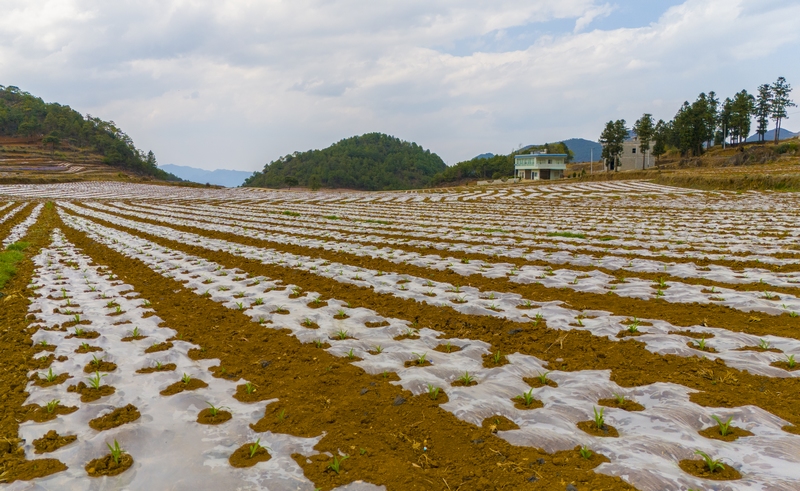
[1,181,799,490]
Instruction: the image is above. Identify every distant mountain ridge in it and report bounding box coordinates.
[161,164,252,187]
[745,128,797,143]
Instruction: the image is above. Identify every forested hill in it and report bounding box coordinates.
[0,85,179,181]
[243,133,446,190]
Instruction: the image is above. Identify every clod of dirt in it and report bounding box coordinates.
[577,421,619,437]
[597,398,645,412]
[74,344,103,353]
[0,458,67,482]
[770,360,800,372]
[85,453,134,477]
[698,425,754,442]
[82,360,117,373]
[136,363,177,374]
[120,334,148,342]
[392,395,406,406]
[144,341,173,353]
[228,443,271,468]
[433,343,462,353]
[21,403,79,423]
[159,378,208,396]
[67,381,115,403]
[33,344,56,353]
[32,430,77,454]
[482,352,509,368]
[513,397,544,411]
[89,404,141,431]
[523,376,559,389]
[481,415,519,433]
[31,372,71,387]
[364,320,389,328]
[678,458,742,480]
[670,330,715,339]
[197,408,232,425]
[403,358,432,368]
[451,378,478,387]
[65,330,100,339]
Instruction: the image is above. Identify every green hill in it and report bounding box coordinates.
[0,85,179,181]
[243,133,446,190]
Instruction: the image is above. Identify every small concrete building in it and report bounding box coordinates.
[514,152,567,180]
[617,135,655,171]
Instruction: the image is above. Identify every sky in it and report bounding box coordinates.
[1,0,799,172]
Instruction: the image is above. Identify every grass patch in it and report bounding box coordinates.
[547,231,586,239]
[0,242,29,290]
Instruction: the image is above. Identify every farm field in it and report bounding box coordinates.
[1,181,799,491]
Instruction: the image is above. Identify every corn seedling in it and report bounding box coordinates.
[694,450,725,473]
[249,438,264,458]
[73,313,80,323]
[459,371,475,385]
[206,402,228,417]
[593,406,605,429]
[131,327,141,337]
[313,339,323,348]
[42,368,57,382]
[245,382,255,394]
[655,289,665,297]
[579,446,593,460]
[336,329,349,340]
[346,348,355,360]
[87,371,106,389]
[45,399,60,413]
[517,388,536,406]
[786,354,796,368]
[107,440,126,465]
[412,352,427,365]
[758,339,771,350]
[91,355,102,366]
[155,361,163,370]
[142,300,151,307]
[74,327,84,337]
[711,415,733,436]
[537,371,550,384]
[115,306,122,314]
[427,383,440,400]
[492,351,503,364]
[236,302,245,311]
[254,298,264,305]
[695,338,707,350]
[790,311,798,318]
[276,409,286,423]
[181,373,192,384]
[658,277,667,288]
[327,455,349,474]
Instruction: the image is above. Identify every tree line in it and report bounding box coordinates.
[600,77,795,170]
[0,85,179,180]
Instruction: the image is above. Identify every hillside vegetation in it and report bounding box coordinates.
[243,133,446,190]
[0,85,178,181]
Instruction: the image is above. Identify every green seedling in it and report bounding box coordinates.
[758,339,770,350]
[536,371,550,385]
[517,388,536,406]
[336,329,349,340]
[327,454,349,474]
[131,327,141,338]
[613,393,625,404]
[206,402,228,417]
[593,406,605,429]
[155,361,163,370]
[249,438,264,458]
[459,372,475,385]
[73,314,80,323]
[579,446,593,460]
[142,300,151,307]
[87,371,106,389]
[253,298,264,305]
[276,409,286,423]
[42,368,57,382]
[373,345,383,354]
[694,450,725,473]
[711,415,733,436]
[443,341,453,353]
[181,373,192,384]
[411,352,427,365]
[236,302,245,311]
[336,309,347,318]
[658,277,667,288]
[302,318,314,327]
[314,339,323,348]
[45,399,60,414]
[655,289,665,297]
[245,382,256,394]
[74,327,85,337]
[790,311,798,318]
[115,306,122,314]
[80,342,90,350]
[695,338,707,351]
[493,351,503,364]
[427,383,440,400]
[107,440,125,465]
[786,354,796,368]
[91,355,102,366]
[522,300,533,308]
[346,348,356,360]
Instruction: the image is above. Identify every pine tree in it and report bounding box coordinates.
[754,84,772,143]
[770,77,796,143]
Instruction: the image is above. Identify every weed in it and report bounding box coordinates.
[593,406,605,429]
[87,371,106,389]
[517,388,536,406]
[694,450,725,473]
[579,446,593,460]
[107,440,126,465]
[45,399,60,414]
[711,415,733,436]
[459,372,475,385]
[327,455,349,474]
[427,383,441,400]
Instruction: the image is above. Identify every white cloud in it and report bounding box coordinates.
[0,0,798,171]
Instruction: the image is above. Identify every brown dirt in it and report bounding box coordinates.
[136,363,177,374]
[577,421,619,438]
[524,376,558,389]
[513,396,544,411]
[229,442,271,468]
[82,360,117,373]
[121,334,148,342]
[62,207,800,432]
[32,430,77,454]
[20,403,78,423]
[482,415,520,432]
[144,341,173,353]
[698,425,754,442]
[88,404,141,431]
[74,344,103,353]
[56,215,636,491]
[197,408,233,425]
[597,398,645,412]
[30,372,71,387]
[85,453,134,477]
[770,360,799,371]
[669,329,714,339]
[432,343,461,353]
[159,378,208,396]
[65,330,100,339]
[735,345,782,353]
[67,381,115,402]
[678,458,742,480]
[482,351,509,368]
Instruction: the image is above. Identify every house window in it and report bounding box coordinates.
[548,159,552,164]
[632,148,637,153]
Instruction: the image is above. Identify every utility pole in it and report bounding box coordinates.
[590,148,593,174]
